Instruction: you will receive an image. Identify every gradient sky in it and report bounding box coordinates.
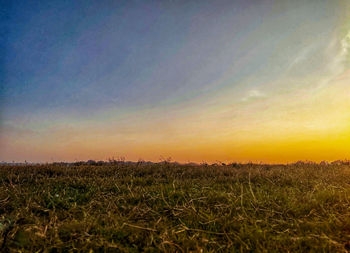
[1,0,350,163]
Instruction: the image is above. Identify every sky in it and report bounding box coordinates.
[1,0,350,163]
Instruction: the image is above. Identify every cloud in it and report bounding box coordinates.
[340,31,350,57]
[241,89,266,102]
[329,30,350,73]
[288,44,316,70]
[317,29,350,89]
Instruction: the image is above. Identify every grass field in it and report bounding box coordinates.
[1,162,350,252]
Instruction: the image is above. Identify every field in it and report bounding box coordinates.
[1,162,350,252]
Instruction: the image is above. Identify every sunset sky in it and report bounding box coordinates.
[1,0,350,163]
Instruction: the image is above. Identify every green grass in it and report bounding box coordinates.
[1,163,350,252]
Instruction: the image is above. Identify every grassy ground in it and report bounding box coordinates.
[0,162,350,252]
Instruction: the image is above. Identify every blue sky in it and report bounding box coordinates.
[1,0,350,162]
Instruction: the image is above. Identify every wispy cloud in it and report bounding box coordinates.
[288,44,316,70]
[241,89,266,102]
[317,29,350,89]
[329,30,350,73]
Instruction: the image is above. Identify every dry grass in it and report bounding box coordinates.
[1,162,350,252]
